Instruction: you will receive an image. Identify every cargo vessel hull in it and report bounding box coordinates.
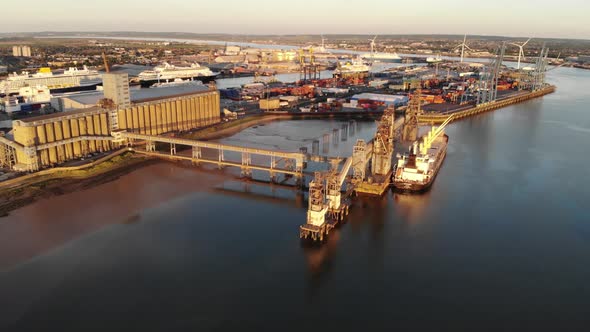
[368,58,402,63]
[49,82,102,94]
[393,147,446,193]
[393,135,448,193]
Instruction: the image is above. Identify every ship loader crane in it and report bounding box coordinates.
[102,52,110,73]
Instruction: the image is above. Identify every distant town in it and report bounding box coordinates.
[1,33,590,73]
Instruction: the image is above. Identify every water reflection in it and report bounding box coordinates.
[0,164,228,271]
[392,190,432,224]
[302,228,341,299]
[214,181,306,209]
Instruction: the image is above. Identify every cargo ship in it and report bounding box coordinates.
[138,62,218,87]
[0,66,102,96]
[393,129,449,192]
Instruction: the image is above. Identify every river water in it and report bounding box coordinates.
[1,67,589,331]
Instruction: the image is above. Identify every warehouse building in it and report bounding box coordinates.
[1,73,220,171]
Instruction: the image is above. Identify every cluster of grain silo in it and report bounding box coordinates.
[117,89,219,135]
[5,75,220,171]
[12,107,114,169]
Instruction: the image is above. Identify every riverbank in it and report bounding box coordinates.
[0,152,158,217]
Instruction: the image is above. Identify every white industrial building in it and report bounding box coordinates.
[12,46,32,57]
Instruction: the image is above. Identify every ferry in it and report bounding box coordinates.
[0,66,102,95]
[362,36,402,63]
[362,52,402,63]
[393,128,449,193]
[333,57,371,78]
[426,55,444,63]
[138,62,218,88]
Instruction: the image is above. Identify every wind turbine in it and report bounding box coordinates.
[369,35,378,55]
[455,34,473,63]
[509,37,531,69]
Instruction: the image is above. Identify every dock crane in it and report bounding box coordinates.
[419,114,455,155]
[300,156,353,242]
[102,52,110,73]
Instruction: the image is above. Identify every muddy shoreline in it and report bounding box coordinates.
[0,154,160,218]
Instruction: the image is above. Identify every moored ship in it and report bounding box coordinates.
[138,62,218,88]
[150,78,204,88]
[426,55,444,63]
[393,122,450,192]
[361,36,403,63]
[0,66,102,96]
[361,52,403,63]
[333,57,371,78]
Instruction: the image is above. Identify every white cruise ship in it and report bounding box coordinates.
[138,62,218,87]
[0,66,102,95]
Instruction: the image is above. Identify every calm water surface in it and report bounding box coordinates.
[1,67,589,331]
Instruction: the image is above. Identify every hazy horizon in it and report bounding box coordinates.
[4,31,590,42]
[2,0,588,40]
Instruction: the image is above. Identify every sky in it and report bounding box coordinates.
[2,0,589,39]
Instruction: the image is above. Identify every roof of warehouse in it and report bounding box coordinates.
[65,92,103,106]
[17,106,105,123]
[64,84,213,106]
[132,84,213,103]
[17,85,216,124]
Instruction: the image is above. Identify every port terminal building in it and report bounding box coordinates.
[0,73,220,171]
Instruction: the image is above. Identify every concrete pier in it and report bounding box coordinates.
[419,86,556,124]
[122,132,307,181]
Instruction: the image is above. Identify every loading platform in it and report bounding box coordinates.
[355,171,393,196]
